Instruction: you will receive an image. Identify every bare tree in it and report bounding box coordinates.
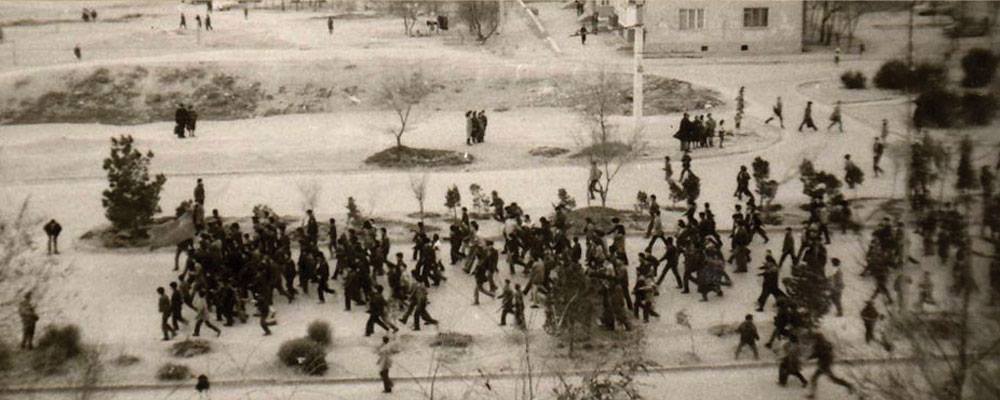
[577,70,646,208]
[383,1,422,37]
[852,241,1000,400]
[296,179,322,214]
[0,199,71,338]
[377,70,434,148]
[409,173,429,222]
[458,1,502,43]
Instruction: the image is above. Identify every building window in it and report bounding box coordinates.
[743,7,768,28]
[679,8,704,30]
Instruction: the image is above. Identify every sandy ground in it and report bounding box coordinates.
[0,2,997,398]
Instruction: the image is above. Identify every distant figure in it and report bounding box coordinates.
[834,47,841,64]
[180,13,187,29]
[327,16,334,35]
[194,178,205,205]
[798,101,818,132]
[195,374,210,399]
[827,101,844,133]
[73,44,81,60]
[735,314,760,360]
[186,104,198,137]
[377,336,394,393]
[90,9,98,21]
[0,26,5,43]
[82,8,90,22]
[44,219,62,255]
[19,291,38,350]
[880,119,889,140]
[575,0,584,16]
[663,156,673,181]
[174,104,188,138]
[872,137,885,177]
[195,15,202,29]
[579,26,587,45]
[591,11,599,35]
[244,7,248,20]
[477,110,488,143]
[205,15,212,31]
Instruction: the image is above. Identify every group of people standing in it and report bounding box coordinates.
[179,13,213,31]
[465,110,488,145]
[674,112,726,152]
[174,104,199,139]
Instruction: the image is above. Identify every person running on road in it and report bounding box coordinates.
[827,101,844,133]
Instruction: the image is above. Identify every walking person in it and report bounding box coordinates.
[578,26,587,45]
[807,333,855,398]
[778,336,808,387]
[44,219,62,255]
[735,314,760,360]
[157,287,177,341]
[195,15,202,29]
[19,291,39,350]
[170,281,188,330]
[377,336,394,393]
[180,13,187,29]
[186,105,198,137]
[191,291,221,337]
[872,137,885,177]
[778,227,797,268]
[73,44,81,60]
[205,14,212,31]
[827,101,844,133]
[175,103,188,138]
[860,301,880,344]
[764,97,785,129]
[327,16,334,35]
[663,156,673,182]
[756,257,785,311]
[798,101,818,132]
[734,165,754,201]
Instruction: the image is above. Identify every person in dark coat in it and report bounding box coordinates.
[305,209,319,246]
[675,113,693,151]
[73,44,81,60]
[315,251,336,304]
[205,14,213,31]
[175,104,188,138]
[798,101,818,132]
[807,333,855,398]
[579,26,587,45]
[180,13,187,29]
[756,257,785,311]
[186,105,198,137]
[364,285,398,336]
[735,314,760,360]
[328,16,334,34]
[157,287,176,340]
[43,219,62,255]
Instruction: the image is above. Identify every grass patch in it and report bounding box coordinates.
[430,332,474,348]
[156,363,191,381]
[277,338,328,376]
[570,142,632,160]
[365,146,474,168]
[113,354,141,367]
[171,339,212,358]
[31,325,84,375]
[529,146,569,158]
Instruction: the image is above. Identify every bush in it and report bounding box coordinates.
[840,71,867,89]
[171,339,212,358]
[101,135,167,236]
[277,338,328,376]
[961,93,998,126]
[874,60,910,90]
[36,324,83,358]
[307,320,333,347]
[430,332,474,348]
[961,48,999,88]
[156,363,191,381]
[874,59,947,92]
[914,88,961,128]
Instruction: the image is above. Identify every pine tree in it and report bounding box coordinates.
[752,157,779,212]
[782,266,831,331]
[101,135,166,236]
[556,188,577,210]
[543,262,598,357]
[346,197,363,227]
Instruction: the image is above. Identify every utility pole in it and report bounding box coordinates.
[631,0,645,133]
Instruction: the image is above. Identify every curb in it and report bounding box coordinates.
[0,355,920,394]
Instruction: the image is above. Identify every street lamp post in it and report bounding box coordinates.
[631,0,645,133]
